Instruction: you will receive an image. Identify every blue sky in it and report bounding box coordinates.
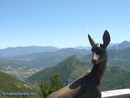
[0,0,130,48]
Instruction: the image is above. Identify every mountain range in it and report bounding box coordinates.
[0,40,129,58]
[0,46,58,58]
[11,41,130,68]
[11,48,90,68]
[0,40,129,69]
[108,41,130,50]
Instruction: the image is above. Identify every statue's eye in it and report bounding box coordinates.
[96,50,101,55]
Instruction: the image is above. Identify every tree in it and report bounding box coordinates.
[39,74,64,98]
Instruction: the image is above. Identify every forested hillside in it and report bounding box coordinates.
[26,55,91,84]
[26,56,130,91]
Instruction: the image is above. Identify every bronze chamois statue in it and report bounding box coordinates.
[48,30,111,98]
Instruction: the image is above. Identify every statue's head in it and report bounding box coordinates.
[88,30,110,64]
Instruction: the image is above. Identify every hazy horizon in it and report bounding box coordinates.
[0,40,129,49]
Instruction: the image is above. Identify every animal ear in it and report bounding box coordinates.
[88,34,95,46]
[102,30,111,47]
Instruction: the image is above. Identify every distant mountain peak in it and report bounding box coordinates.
[65,55,78,60]
[118,40,130,49]
[108,40,130,50]
[57,55,79,68]
[120,40,130,44]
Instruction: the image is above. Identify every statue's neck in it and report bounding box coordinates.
[90,57,107,84]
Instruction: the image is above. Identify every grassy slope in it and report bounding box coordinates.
[0,71,41,98]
